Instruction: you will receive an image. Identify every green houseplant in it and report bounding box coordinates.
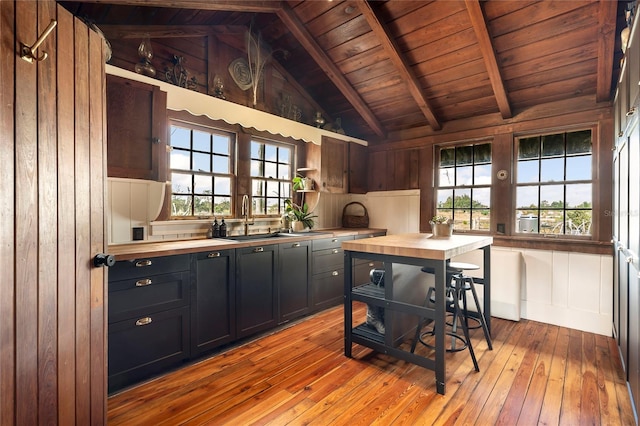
[284,199,317,230]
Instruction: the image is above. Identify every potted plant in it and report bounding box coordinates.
[429,215,453,238]
[292,174,313,191]
[284,199,317,231]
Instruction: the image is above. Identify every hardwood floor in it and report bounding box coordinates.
[108,303,635,425]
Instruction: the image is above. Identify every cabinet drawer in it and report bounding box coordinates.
[108,306,190,393]
[109,271,190,323]
[109,254,190,281]
[312,235,353,251]
[311,269,344,311]
[313,247,344,273]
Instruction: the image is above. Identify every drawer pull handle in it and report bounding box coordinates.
[332,238,338,243]
[292,243,300,248]
[254,247,264,253]
[332,249,339,254]
[368,262,374,267]
[135,259,152,267]
[208,252,221,258]
[332,270,339,276]
[135,317,152,326]
[136,278,152,287]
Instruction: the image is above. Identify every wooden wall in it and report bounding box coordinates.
[0,2,107,424]
[370,96,614,253]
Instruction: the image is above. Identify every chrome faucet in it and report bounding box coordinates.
[241,194,254,235]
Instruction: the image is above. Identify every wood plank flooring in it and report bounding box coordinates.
[107,303,635,425]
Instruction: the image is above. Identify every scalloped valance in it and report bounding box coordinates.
[106,65,367,146]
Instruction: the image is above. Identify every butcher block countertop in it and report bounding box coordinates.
[108,228,386,261]
[342,233,493,260]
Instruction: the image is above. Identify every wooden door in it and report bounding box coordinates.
[0,2,107,424]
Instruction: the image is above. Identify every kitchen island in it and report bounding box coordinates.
[342,233,493,395]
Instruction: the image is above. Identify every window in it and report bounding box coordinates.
[169,122,234,217]
[436,142,492,231]
[250,139,293,216]
[515,129,592,235]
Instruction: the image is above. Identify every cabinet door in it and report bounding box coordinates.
[192,250,236,355]
[349,142,368,194]
[369,150,388,191]
[311,269,343,311]
[108,306,190,393]
[106,74,168,181]
[307,136,348,193]
[236,245,278,338]
[279,241,311,322]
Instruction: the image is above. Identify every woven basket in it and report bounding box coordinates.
[342,202,369,228]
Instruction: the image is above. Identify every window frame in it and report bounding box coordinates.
[249,137,295,218]
[168,118,236,218]
[513,128,594,238]
[434,140,493,233]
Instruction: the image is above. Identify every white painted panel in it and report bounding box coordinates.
[366,190,420,235]
[551,251,569,307]
[522,249,553,304]
[130,182,148,226]
[600,255,614,315]
[110,180,132,244]
[568,253,602,313]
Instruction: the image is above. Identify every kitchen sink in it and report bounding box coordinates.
[223,232,288,241]
[222,231,332,241]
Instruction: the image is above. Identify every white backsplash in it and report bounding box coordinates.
[106,180,612,336]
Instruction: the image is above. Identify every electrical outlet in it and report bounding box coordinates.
[132,227,144,241]
[497,223,505,234]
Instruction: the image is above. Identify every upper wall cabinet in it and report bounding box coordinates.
[307,136,349,193]
[107,74,168,182]
[348,142,368,194]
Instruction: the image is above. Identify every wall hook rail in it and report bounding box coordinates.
[20,19,57,64]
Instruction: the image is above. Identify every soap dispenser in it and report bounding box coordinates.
[220,219,227,237]
[212,218,220,238]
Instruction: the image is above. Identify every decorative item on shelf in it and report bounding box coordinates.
[314,111,325,128]
[284,199,317,231]
[245,20,288,108]
[429,215,453,239]
[213,75,225,99]
[163,55,197,90]
[278,92,302,121]
[292,174,313,191]
[342,202,369,228]
[134,35,156,77]
[324,117,345,135]
[228,57,252,91]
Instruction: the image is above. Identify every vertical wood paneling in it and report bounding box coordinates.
[14,2,39,424]
[74,17,92,426]
[0,1,16,424]
[1,3,106,424]
[56,6,77,424]
[89,27,107,423]
[37,1,59,423]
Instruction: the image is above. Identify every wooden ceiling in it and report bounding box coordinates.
[60,0,626,143]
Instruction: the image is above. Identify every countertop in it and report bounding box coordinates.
[108,228,386,260]
[342,233,493,260]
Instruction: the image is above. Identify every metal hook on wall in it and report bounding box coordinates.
[20,19,57,64]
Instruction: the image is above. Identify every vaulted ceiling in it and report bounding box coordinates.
[60,0,626,143]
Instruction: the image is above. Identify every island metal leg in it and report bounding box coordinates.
[434,260,447,395]
[344,251,353,357]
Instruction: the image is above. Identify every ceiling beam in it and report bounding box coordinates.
[355,0,441,131]
[276,4,386,138]
[465,0,512,119]
[69,0,282,13]
[596,0,618,103]
[99,25,246,39]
